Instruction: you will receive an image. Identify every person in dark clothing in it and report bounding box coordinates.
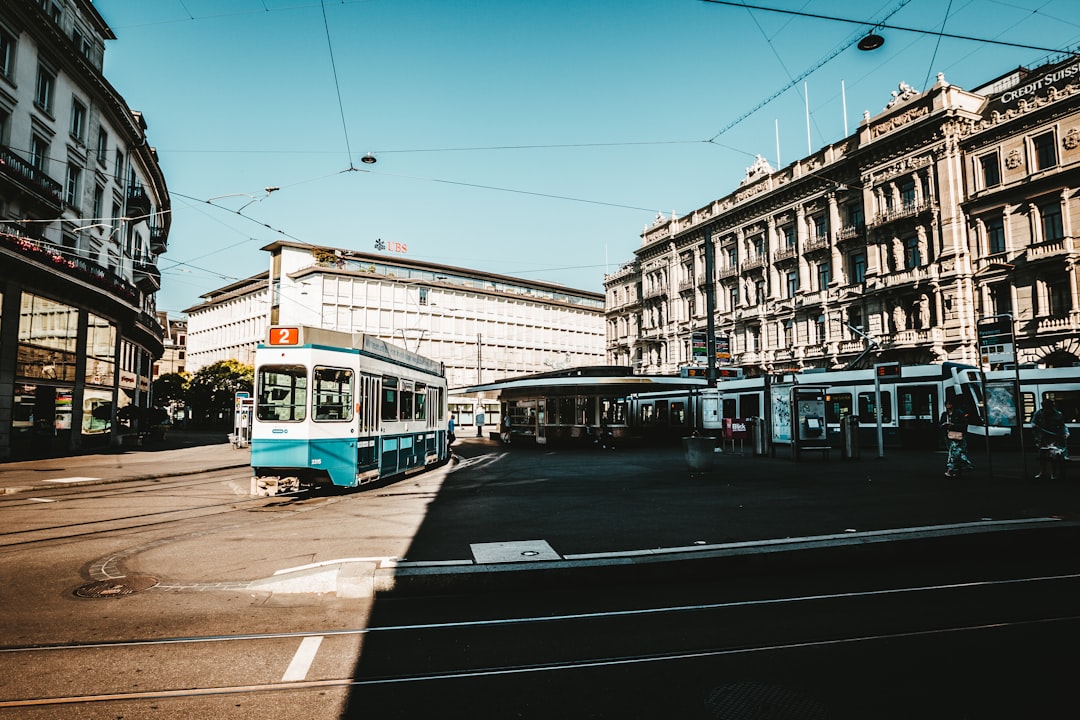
[940,398,973,478]
[1032,398,1069,480]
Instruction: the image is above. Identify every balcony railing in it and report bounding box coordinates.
[774,245,797,262]
[803,234,830,253]
[149,225,168,255]
[0,145,63,208]
[133,259,162,291]
[871,200,933,228]
[642,285,668,299]
[0,228,138,303]
[1028,236,1074,261]
[127,185,152,217]
[835,223,865,242]
[741,255,765,272]
[1032,311,1080,335]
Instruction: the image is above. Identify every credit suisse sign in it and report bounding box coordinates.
[995,58,1080,109]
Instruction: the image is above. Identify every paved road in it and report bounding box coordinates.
[3,430,1079,597]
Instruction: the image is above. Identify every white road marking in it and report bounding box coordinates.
[43,477,100,483]
[281,636,323,682]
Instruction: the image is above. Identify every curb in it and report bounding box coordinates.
[368,517,1080,597]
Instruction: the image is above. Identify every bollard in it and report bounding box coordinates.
[683,436,716,471]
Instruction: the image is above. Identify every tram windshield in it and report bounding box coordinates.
[257,364,308,422]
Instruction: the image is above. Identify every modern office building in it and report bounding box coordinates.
[0,0,170,458]
[606,56,1080,377]
[184,241,606,426]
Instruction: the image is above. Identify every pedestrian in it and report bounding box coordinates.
[447,416,455,446]
[476,410,485,437]
[1032,398,1069,480]
[940,398,973,478]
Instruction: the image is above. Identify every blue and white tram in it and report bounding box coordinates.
[629,362,986,450]
[250,326,449,495]
[984,365,1080,448]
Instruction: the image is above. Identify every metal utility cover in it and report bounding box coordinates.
[470,540,560,564]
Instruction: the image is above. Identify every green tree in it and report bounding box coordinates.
[152,372,189,407]
[186,360,253,427]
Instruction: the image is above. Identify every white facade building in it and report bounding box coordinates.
[185,241,606,390]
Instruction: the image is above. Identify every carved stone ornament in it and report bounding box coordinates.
[1005,148,1023,170]
[1064,127,1080,151]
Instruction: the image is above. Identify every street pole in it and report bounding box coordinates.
[703,226,718,388]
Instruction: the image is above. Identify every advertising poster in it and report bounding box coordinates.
[771,385,792,444]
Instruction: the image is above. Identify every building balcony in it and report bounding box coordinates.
[880,264,934,288]
[774,246,797,263]
[127,185,152,218]
[0,229,138,304]
[803,234,830,254]
[0,145,63,210]
[837,340,867,354]
[133,259,161,292]
[890,327,943,348]
[678,277,695,292]
[718,265,738,279]
[149,224,168,255]
[1030,311,1080,336]
[642,285,668,300]
[835,223,866,244]
[1027,236,1074,262]
[741,256,766,272]
[870,200,934,229]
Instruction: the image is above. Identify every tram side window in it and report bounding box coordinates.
[557,397,574,425]
[671,401,687,426]
[257,365,307,422]
[381,376,399,421]
[859,391,892,423]
[576,397,596,425]
[400,382,415,421]
[825,393,852,423]
[1044,391,1080,423]
[601,397,628,425]
[313,366,353,422]
[415,383,427,421]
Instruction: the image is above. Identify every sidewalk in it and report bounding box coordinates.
[0,430,249,493]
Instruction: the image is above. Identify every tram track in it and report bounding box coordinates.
[2,572,1079,712]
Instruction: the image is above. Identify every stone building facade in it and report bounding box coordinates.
[606,57,1080,376]
[0,1,170,458]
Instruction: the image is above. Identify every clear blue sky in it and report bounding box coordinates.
[92,0,1080,317]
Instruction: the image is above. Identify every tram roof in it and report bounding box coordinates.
[453,366,706,399]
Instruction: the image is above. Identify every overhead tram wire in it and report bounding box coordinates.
[706,0,912,143]
[921,0,955,91]
[698,0,1076,55]
[320,0,356,169]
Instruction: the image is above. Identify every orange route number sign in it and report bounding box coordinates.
[268,327,300,346]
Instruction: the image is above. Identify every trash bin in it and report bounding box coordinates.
[750,417,768,456]
[841,414,860,460]
[682,436,716,471]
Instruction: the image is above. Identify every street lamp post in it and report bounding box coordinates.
[703,226,718,388]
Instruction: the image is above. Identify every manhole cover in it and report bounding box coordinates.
[74,576,158,599]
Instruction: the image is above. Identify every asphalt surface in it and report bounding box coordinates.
[4,430,1080,597]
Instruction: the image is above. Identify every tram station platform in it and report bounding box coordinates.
[3,431,1079,597]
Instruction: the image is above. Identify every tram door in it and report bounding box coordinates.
[898,384,938,449]
[536,399,547,444]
